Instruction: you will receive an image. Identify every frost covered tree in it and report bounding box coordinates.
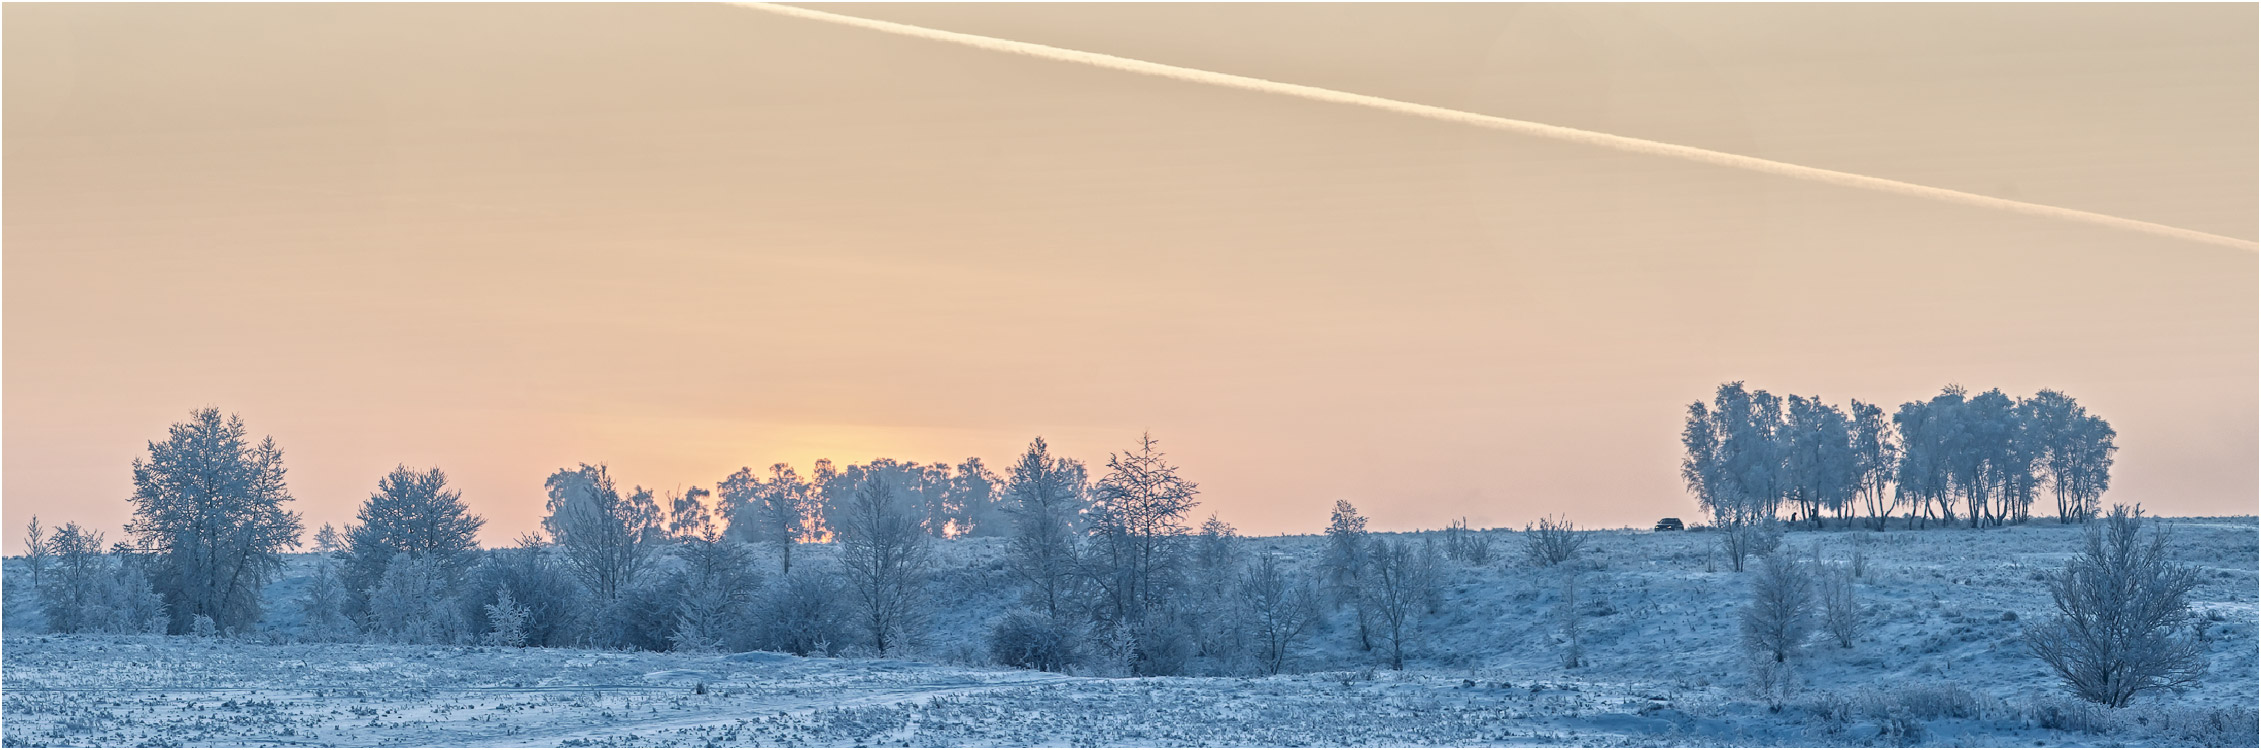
[1556,570,1583,669]
[669,531,762,653]
[1740,549,1814,706]
[483,587,529,647]
[1363,537,1440,670]
[720,464,808,574]
[1188,514,1245,663]
[666,486,714,542]
[836,475,930,655]
[916,461,958,538]
[1003,437,1087,620]
[542,463,662,602]
[22,516,49,588]
[366,552,466,644]
[1892,390,1958,528]
[1683,384,1783,571]
[1955,388,2024,528]
[1239,553,1318,675]
[1848,399,1899,530]
[1696,383,2112,534]
[953,457,1006,537]
[1086,432,1199,628]
[2026,390,2117,524]
[2023,505,2205,707]
[1741,550,1814,664]
[298,569,355,642]
[296,524,356,642]
[341,465,483,617]
[126,408,303,634]
[37,522,165,634]
[1321,499,1373,649]
[1782,395,1858,528]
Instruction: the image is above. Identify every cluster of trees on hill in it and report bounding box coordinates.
[1681,382,2116,541]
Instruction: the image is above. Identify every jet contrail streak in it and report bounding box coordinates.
[737,2,2257,253]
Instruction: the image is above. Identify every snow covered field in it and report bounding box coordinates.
[5,519,2256,747]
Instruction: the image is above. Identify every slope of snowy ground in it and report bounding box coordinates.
[4,518,2255,747]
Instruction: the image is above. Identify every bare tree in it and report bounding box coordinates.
[2023,505,2205,707]
[1522,515,1587,568]
[836,475,930,655]
[1086,431,1199,629]
[1819,562,1860,648]
[542,464,663,602]
[1239,553,1318,675]
[665,486,714,542]
[1363,537,1439,670]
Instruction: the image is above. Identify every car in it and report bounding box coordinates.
[1654,517,1685,531]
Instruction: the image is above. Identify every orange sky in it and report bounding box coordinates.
[5,3,2254,554]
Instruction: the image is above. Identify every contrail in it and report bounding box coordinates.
[736,2,2258,253]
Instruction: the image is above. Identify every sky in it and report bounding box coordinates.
[4,3,2254,554]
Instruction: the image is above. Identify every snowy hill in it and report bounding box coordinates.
[5,518,2255,746]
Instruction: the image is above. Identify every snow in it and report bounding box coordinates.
[4,518,2255,747]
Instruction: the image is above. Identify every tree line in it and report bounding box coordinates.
[12,410,1462,678]
[10,404,2210,712]
[1680,382,2116,543]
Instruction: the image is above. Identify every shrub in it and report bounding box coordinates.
[986,609,1078,672]
[1522,515,1587,568]
[763,565,846,656]
[1887,682,1997,721]
[2023,696,2114,734]
[1132,618,1194,677]
[2137,705,2261,748]
[2023,505,2206,707]
[1442,518,1494,565]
